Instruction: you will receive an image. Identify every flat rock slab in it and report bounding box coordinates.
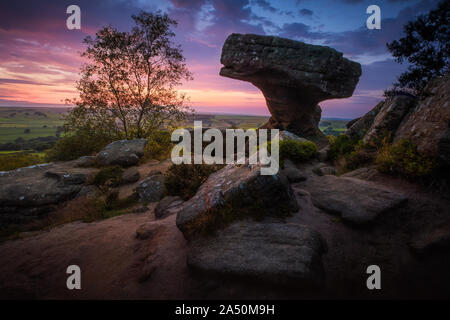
[301,175,408,224]
[187,221,327,288]
[0,161,98,224]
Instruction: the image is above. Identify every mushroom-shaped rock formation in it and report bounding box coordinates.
[220,33,362,142]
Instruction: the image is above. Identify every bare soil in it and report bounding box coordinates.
[0,160,449,299]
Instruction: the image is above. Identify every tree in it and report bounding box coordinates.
[386,0,449,96]
[67,11,192,140]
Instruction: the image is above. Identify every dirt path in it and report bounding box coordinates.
[0,161,449,299]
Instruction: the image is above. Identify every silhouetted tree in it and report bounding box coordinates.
[386,0,449,96]
[67,11,192,139]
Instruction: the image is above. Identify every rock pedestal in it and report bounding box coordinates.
[220,33,361,141]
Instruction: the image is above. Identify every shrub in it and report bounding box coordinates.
[376,139,438,179]
[45,132,112,162]
[0,152,44,171]
[93,166,124,186]
[142,130,173,161]
[279,139,317,162]
[327,134,359,161]
[82,191,138,222]
[165,163,224,200]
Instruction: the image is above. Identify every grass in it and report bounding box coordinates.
[0,107,66,143]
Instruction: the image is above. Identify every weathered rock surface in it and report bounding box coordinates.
[121,167,140,184]
[300,175,408,224]
[187,221,327,288]
[363,95,416,143]
[220,33,361,141]
[176,162,298,239]
[74,156,96,168]
[347,75,450,165]
[313,165,336,176]
[0,162,97,224]
[282,159,307,182]
[279,130,310,143]
[155,196,183,219]
[410,224,450,256]
[341,166,378,180]
[96,139,147,167]
[346,101,384,139]
[136,222,163,240]
[394,75,450,165]
[135,174,166,203]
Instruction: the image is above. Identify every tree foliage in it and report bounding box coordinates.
[386,0,449,95]
[67,11,192,140]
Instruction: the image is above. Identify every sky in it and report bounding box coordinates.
[0,0,440,118]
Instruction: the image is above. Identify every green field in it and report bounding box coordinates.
[0,107,350,147]
[0,107,66,143]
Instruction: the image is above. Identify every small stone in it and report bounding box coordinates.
[121,167,140,184]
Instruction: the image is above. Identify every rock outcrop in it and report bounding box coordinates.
[220,33,361,141]
[346,94,416,142]
[176,162,298,239]
[187,221,327,288]
[347,74,450,165]
[299,175,408,224]
[96,139,147,167]
[281,159,307,183]
[0,161,97,224]
[394,75,450,165]
[363,95,416,143]
[154,196,183,219]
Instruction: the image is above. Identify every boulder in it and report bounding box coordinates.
[394,75,450,165]
[220,33,361,142]
[282,159,307,182]
[121,167,140,184]
[176,162,299,239]
[299,175,408,224]
[187,221,327,288]
[154,196,183,219]
[0,161,96,224]
[135,174,166,203]
[96,139,147,167]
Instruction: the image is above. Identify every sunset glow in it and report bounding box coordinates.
[0,0,439,118]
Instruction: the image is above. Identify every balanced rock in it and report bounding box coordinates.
[96,139,147,167]
[187,221,328,288]
[220,33,361,141]
[299,175,408,224]
[176,162,298,239]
